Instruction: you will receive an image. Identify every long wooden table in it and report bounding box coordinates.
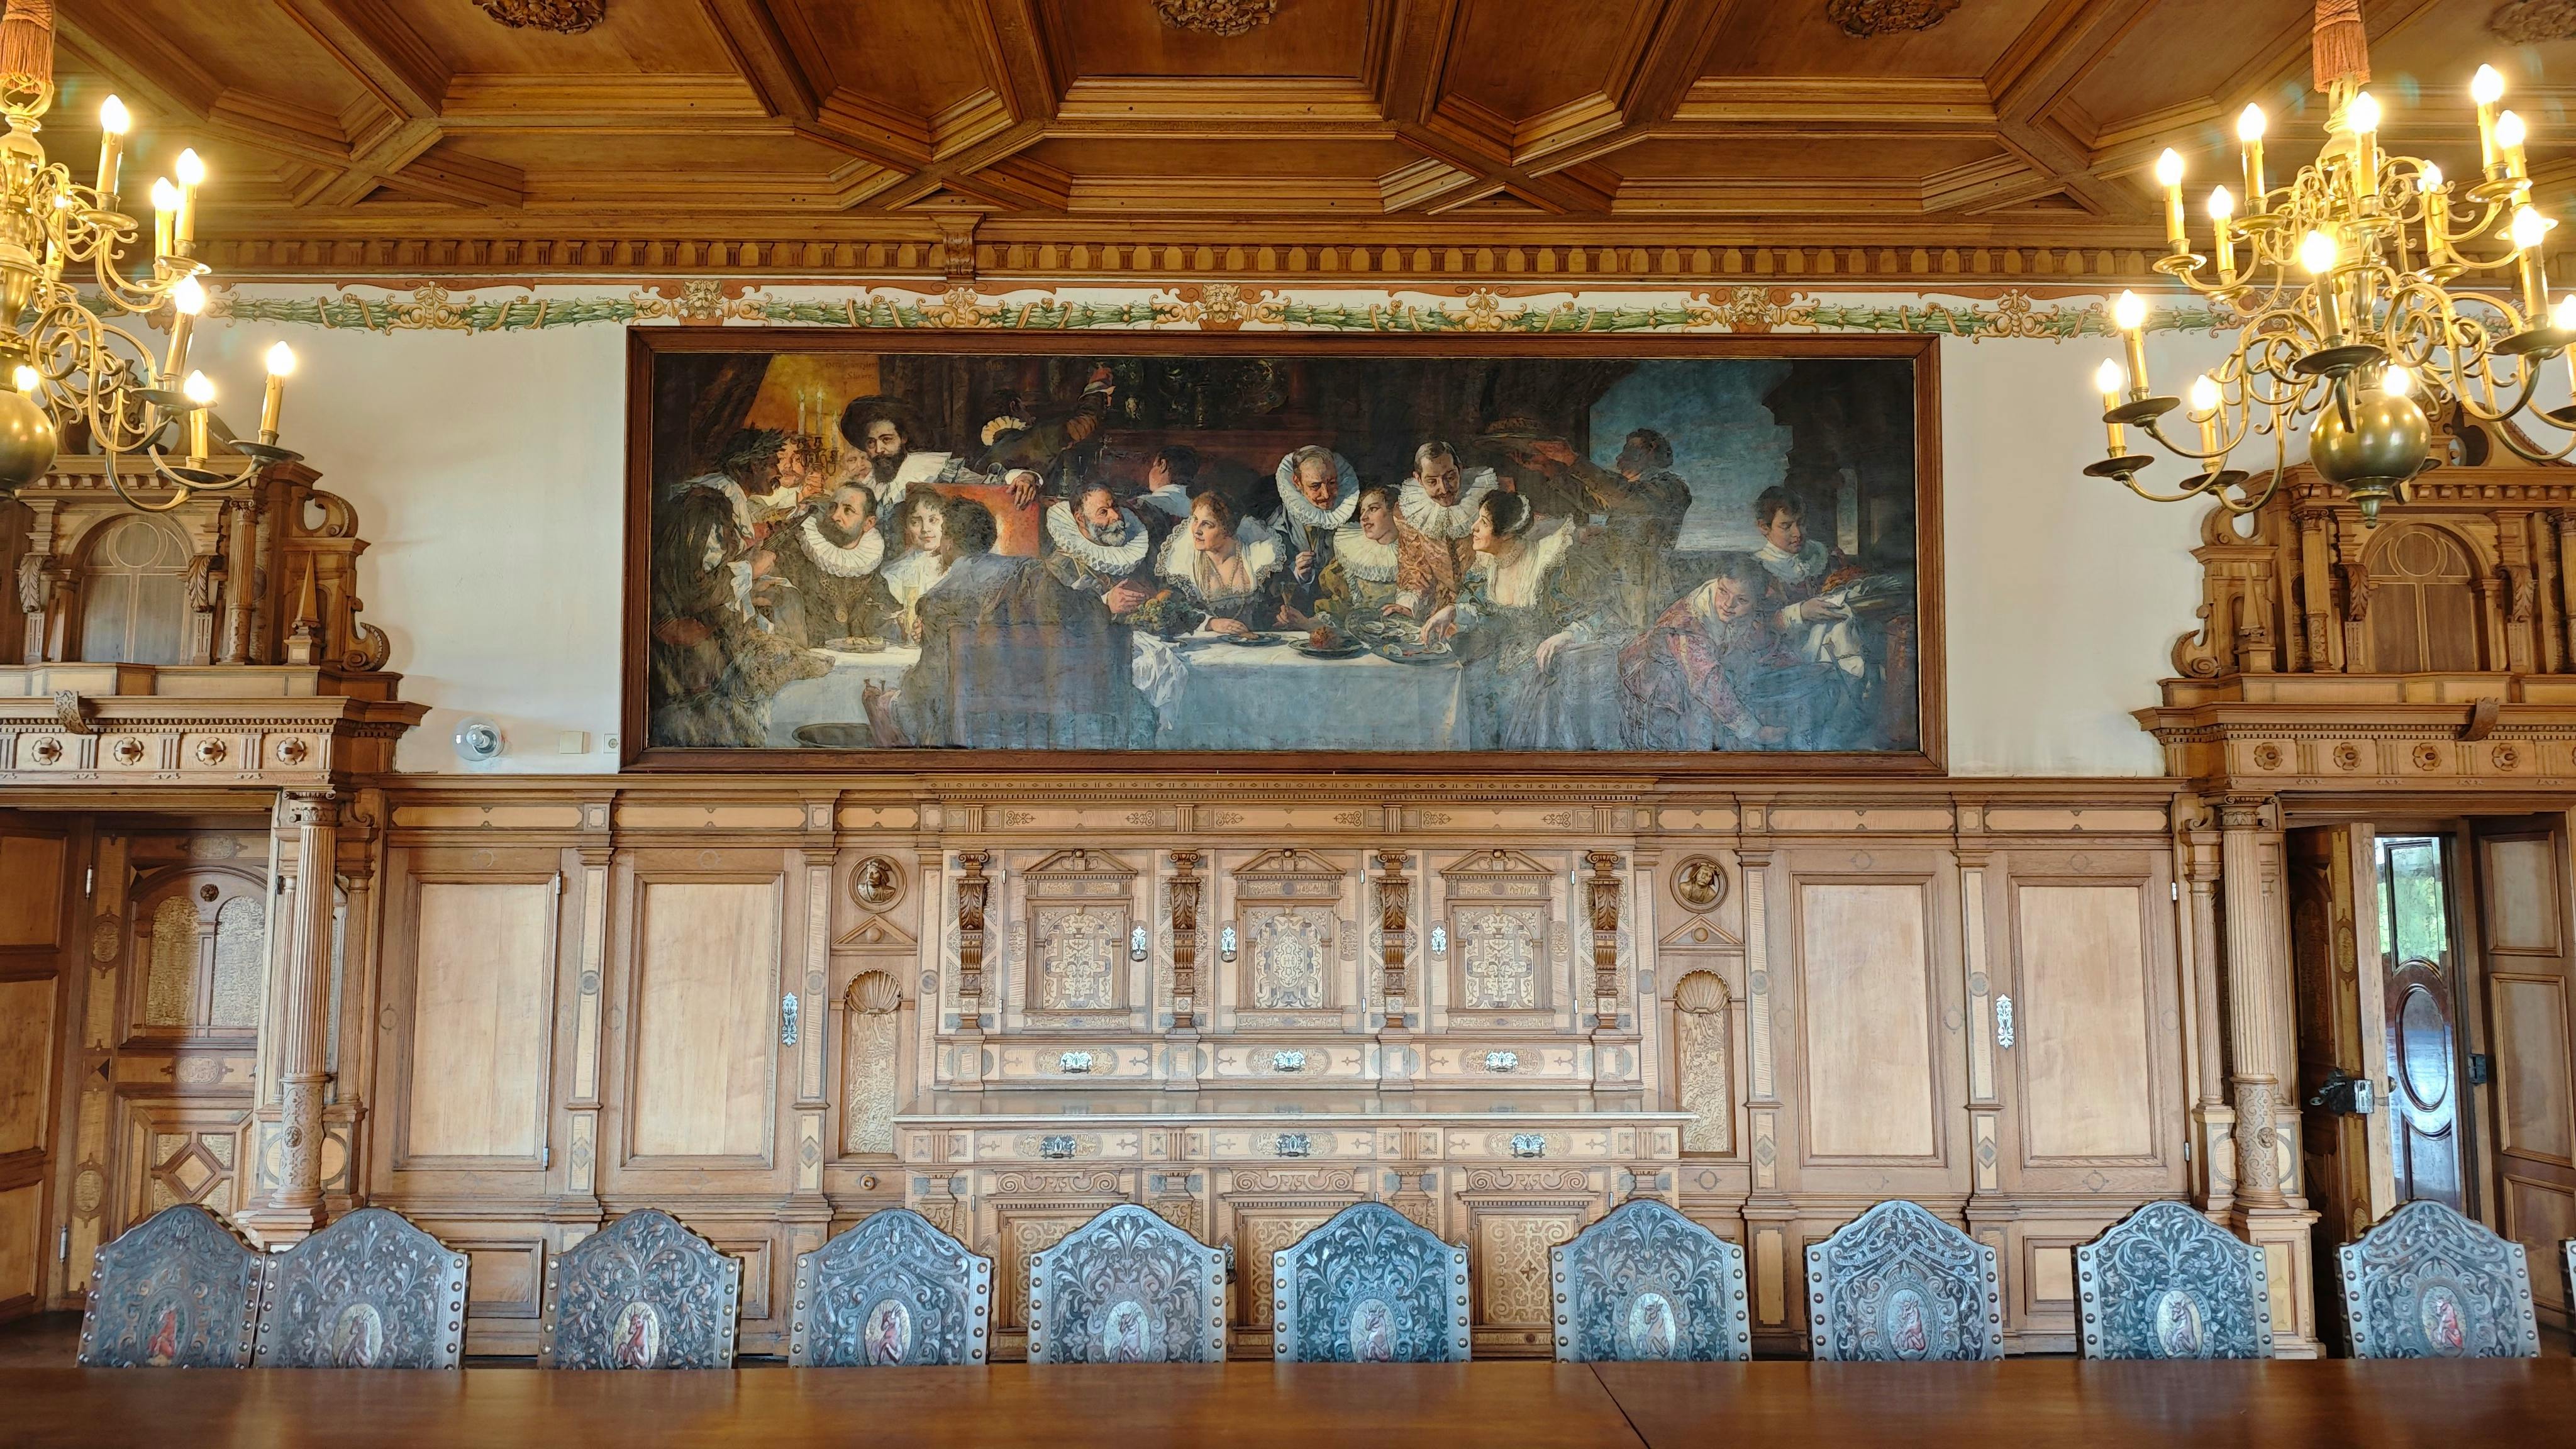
[2,1359,2569,1447]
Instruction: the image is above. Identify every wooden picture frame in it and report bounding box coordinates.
[623,328,1945,774]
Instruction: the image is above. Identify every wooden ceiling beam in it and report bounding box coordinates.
[56,4,223,119]
[274,0,450,120]
[696,0,822,122]
[1985,0,2162,219]
[974,0,1060,127]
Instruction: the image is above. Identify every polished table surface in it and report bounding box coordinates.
[3,1358,2571,1447]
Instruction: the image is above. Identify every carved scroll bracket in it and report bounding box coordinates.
[956,850,989,1035]
[1374,849,1409,1033]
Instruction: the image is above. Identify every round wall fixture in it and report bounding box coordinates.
[453,716,504,764]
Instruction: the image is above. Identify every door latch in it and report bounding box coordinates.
[2307,1067,2373,1116]
[2468,1052,2493,1086]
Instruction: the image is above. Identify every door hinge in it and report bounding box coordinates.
[553,874,564,900]
[2468,1052,2494,1086]
[57,1225,69,1262]
[541,1145,551,1170]
[84,868,94,897]
[2171,880,2180,902]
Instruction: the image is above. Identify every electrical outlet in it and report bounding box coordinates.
[603,733,620,752]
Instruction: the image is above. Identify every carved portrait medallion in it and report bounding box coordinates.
[862,1297,914,1365]
[1624,1291,1679,1360]
[1099,1299,1152,1362]
[1348,1297,1397,1361]
[1671,856,1727,911]
[609,1300,663,1368]
[329,1301,385,1367]
[850,855,903,911]
[2418,1282,2470,1355]
[2151,1288,2204,1358]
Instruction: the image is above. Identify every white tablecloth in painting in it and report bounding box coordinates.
[765,633,1464,750]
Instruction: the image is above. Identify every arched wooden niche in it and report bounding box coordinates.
[75,514,196,665]
[2361,523,2485,673]
[843,970,902,1156]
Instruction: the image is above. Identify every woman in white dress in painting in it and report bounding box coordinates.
[1133,491,1290,638]
[1421,490,1624,748]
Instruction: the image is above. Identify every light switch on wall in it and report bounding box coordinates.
[557,730,587,754]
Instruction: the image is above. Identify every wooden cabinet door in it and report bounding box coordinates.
[0,813,75,1323]
[2473,820,2576,1332]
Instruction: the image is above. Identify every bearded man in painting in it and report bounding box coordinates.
[755,481,894,648]
[1044,482,1156,618]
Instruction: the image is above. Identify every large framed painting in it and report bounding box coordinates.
[623,331,1942,770]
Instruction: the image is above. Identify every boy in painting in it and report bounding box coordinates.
[1619,558,1850,752]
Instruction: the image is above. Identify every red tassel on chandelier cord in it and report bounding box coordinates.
[2312,0,2370,93]
[0,0,51,89]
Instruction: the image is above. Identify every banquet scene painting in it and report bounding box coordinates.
[641,344,1926,755]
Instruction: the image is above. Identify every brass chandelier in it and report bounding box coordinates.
[0,0,297,513]
[2089,3,2570,521]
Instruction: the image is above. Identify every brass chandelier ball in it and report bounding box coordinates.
[0,384,57,499]
[2309,386,2431,522]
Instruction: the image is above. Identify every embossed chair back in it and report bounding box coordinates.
[1271,1202,1468,1362]
[1551,1198,1749,1362]
[1804,1200,2001,1362]
[2337,1199,2538,1358]
[540,1208,742,1369]
[1026,1203,1226,1363]
[790,1207,994,1367]
[77,1204,262,1368]
[2074,1201,2271,1360]
[253,1207,469,1368]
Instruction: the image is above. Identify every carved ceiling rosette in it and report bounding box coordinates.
[1825,0,1961,37]
[476,0,605,35]
[1153,0,1279,38]
[2490,0,2576,43]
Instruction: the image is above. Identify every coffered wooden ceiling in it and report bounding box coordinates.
[42,0,2576,281]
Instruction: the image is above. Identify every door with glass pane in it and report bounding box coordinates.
[2377,835,2466,1211]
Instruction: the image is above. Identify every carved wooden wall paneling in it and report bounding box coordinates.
[333,779,2198,1358]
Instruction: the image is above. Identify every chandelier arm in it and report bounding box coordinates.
[97,447,194,514]
[143,443,260,492]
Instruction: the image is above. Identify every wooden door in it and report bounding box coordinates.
[2379,834,2467,1211]
[2288,825,2394,1301]
[0,813,75,1323]
[2472,819,2576,1332]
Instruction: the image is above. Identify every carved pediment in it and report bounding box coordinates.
[1440,848,1556,879]
[1023,848,1139,889]
[1235,848,1346,900]
[1658,914,1742,951]
[835,913,919,951]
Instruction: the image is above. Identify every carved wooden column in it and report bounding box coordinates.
[240,790,338,1246]
[1584,850,1620,1031]
[2215,793,2320,1355]
[218,495,259,664]
[952,850,989,1092]
[2177,801,2235,1218]
[1165,850,1201,1091]
[1374,849,1414,1091]
[2555,511,2576,671]
[2294,505,2334,671]
[563,804,613,1218]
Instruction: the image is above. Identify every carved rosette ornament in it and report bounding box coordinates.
[2491,0,2576,44]
[1153,0,1277,38]
[1825,0,1960,36]
[475,0,604,34]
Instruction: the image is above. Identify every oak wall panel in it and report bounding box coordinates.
[0,835,62,946]
[404,882,554,1161]
[0,979,54,1157]
[2495,975,2575,1165]
[0,1182,39,1309]
[1798,880,1936,1160]
[631,879,779,1160]
[2015,884,2156,1161]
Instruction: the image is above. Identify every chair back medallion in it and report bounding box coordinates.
[254,1207,470,1368]
[2073,1201,2270,1360]
[790,1207,993,1367]
[1804,1200,2001,1362]
[2337,1199,2538,1359]
[77,1204,261,1368]
[540,1208,743,1369]
[1551,1198,1750,1362]
[1271,1202,1468,1362]
[1026,1204,1225,1364]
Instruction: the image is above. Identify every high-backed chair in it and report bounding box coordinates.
[1551,1198,1750,1362]
[2338,1199,2538,1358]
[253,1207,469,1368]
[540,1209,742,1369]
[2073,1201,2272,1360]
[1804,1200,2001,1362]
[1026,1204,1225,1363]
[77,1204,262,1368]
[1271,1202,1468,1362]
[789,1207,993,1367]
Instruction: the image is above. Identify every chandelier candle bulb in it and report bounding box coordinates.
[148,177,175,262]
[2420,164,2448,258]
[260,342,294,443]
[2155,148,2187,252]
[172,148,203,254]
[2190,374,2222,455]
[2513,207,2553,318]
[2112,290,2151,395]
[180,370,212,460]
[2499,110,2529,183]
[2347,92,2380,199]
[2209,187,2236,283]
[94,95,126,206]
[162,275,203,381]
[2096,359,2128,453]
[2475,65,2506,174]
[2238,104,2267,213]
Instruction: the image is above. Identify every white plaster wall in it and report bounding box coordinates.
[186,294,2250,776]
[192,321,627,774]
